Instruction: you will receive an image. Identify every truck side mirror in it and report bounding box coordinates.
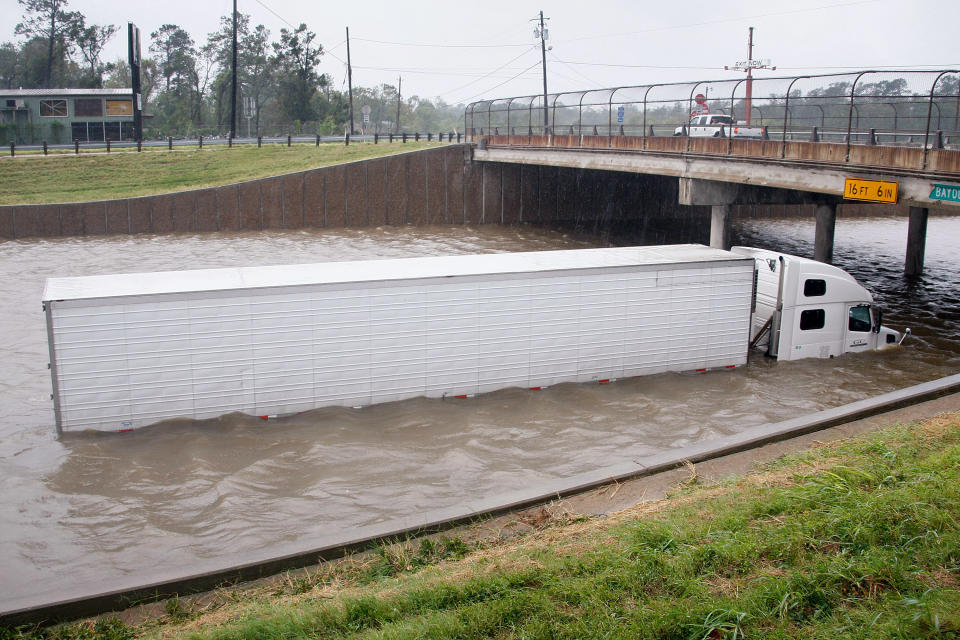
[872,306,882,333]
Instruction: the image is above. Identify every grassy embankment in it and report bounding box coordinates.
[0,141,443,206]
[4,411,959,639]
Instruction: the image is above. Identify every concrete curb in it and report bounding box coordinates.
[4,372,959,627]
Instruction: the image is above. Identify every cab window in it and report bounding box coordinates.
[803,279,826,297]
[800,309,825,330]
[848,305,872,332]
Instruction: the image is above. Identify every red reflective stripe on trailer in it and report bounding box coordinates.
[598,379,610,384]
[696,368,707,373]
[259,415,269,420]
[726,365,736,369]
[455,394,468,399]
[118,428,133,433]
[529,386,542,391]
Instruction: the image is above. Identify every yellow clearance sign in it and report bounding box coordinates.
[843,178,898,204]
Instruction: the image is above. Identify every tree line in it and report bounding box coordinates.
[1,0,466,138]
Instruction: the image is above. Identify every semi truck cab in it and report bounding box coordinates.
[731,247,906,360]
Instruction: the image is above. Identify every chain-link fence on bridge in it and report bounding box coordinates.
[466,70,960,149]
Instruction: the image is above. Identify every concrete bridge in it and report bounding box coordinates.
[467,69,960,274]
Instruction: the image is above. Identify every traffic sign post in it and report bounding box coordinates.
[724,27,775,126]
[691,93,710,117]
[361,104,371,134]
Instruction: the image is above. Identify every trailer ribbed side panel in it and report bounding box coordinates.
[48,261,753,432]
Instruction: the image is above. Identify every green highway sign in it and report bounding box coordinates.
[929,184,960,203]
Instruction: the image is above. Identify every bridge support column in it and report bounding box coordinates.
[710,205,732,250]
[905,206,928,276]
[814,203,836,264]
[678,178,739,250]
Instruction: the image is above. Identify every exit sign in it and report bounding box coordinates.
[843,178,898,204]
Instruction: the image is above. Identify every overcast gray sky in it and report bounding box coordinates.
[2,0,958,104]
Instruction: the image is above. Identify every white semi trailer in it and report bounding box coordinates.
[42,244,903,434]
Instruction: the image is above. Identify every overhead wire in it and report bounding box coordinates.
[552,59,724,71]
[453,59,543,105]
[354,65,541,79]
[552,0,883,44]
[351,37,529,49]
[548,52,602,88]
[436,45,538,100]
[777,64,960,70]
[251,0,347,65]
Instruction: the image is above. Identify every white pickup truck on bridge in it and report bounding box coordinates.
[674,114,766,138]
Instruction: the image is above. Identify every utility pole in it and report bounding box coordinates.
[535,11,550,131]
[230,0,238,139]
[395,75,402,134]
[725,26,775,126]
[346,26,355,135]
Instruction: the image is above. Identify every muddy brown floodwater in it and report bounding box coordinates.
[1,219,958,612]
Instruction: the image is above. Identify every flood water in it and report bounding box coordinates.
[1,218,958,611]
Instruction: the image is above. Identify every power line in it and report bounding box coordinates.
[454,60,543,105]
[436,46,538,99]
[551,59,958,73]
[777,64,960,70]
[545,65,594,89]
[251,0,347,64]
[553,59,723,71]
[352,37,530,49]
[548,52,601,87]
[251,0,296,29]
[354,65,540,79]
[553,0,883,44]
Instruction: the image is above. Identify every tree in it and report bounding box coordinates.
[0,42,20,89]
[149,24,197,94]
[105,58,158,106]
[240,24,274,134]
[14,0,83,87]
[73,22,118,87]
[271,23,324,124]
[206,12,249,130]
[150,24,199,132]
[11,36,78,88]
[193,43,218,126]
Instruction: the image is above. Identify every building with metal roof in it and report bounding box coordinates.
[0,88,136,145]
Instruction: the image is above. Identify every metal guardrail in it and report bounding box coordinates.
[4,132,462,157]
[465,70,960,164]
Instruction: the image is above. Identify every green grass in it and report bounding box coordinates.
[0,141,444,205]
[4,413,959,639]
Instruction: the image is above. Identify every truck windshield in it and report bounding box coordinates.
[848,305,872,332]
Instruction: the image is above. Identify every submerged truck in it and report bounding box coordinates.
[42,244,904,434]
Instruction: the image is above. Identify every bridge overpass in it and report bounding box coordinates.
[466,69,960,274]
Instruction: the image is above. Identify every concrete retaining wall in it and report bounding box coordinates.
[6,143,919,244]
[0,144,704,241]
[0,146,473,239]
